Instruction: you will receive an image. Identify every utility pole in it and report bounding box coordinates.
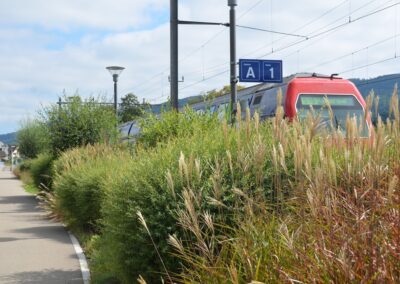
[170,0,179,111]
[58,97,62,111]
[228,0,237,122]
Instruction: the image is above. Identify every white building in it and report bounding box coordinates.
[11,148,21,171]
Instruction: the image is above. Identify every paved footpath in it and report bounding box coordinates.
[0,169,84,284]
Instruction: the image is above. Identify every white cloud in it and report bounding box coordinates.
[0,0,167,31]
[0,0,399,133]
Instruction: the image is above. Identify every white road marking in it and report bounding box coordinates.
[68,231,91,284]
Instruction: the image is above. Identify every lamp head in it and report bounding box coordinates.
[106,66,125,76]
[228,0,237,6]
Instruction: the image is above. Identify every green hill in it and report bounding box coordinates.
[0,132,17,145]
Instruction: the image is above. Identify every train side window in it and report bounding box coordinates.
[217,103,228,119]
[196,109,205,114]
[218,103,228,113]
[253,95,263,105]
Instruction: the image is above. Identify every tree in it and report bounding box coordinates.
[119,93,147,123]
[204,85,245,101]
[17,119,49,159]
[40,95,117,155]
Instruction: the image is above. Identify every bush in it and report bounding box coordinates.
[29,153,54,190]
[18,159,32,172]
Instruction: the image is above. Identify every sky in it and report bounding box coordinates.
[0,0,399,134]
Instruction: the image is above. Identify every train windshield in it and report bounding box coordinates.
[296,94,369,137]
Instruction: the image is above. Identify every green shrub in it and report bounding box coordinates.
[40,95,118,155]
[29,153,54,190]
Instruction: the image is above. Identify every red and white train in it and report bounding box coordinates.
[192,72,370,136]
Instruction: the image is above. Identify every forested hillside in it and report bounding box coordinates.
[351,73,400,121]
[0,132,17,145]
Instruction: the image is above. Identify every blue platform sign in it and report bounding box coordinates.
[239,59,282,83]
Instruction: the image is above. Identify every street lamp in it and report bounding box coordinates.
[106,66,125,116]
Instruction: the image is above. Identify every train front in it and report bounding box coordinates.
[285,75,370,137]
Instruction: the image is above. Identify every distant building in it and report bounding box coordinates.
[0,141,9,160]
[11,147,21,171]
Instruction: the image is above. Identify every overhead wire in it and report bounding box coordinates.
[179,69,229,91]
[252,0,385,61]
[242,0,350,58]
[236,25,308,38]
[339,54,399,74]
[310,1,399,38]
[256,1,400,59]
[279,0,394,67]
[307,34,400,70]
[306,0,383,37]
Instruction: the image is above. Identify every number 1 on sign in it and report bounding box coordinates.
[269,67,274,79]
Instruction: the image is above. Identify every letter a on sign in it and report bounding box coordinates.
[246,67,256,79]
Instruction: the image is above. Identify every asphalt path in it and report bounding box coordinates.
[0,169,83,284]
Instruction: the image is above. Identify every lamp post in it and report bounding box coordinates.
[106,66,125,117]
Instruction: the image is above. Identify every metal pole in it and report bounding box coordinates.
[228,0,237,123]
[170,0,179,111]
[113,74,118,117]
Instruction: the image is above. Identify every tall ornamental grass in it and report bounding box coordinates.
[167,87,400,283]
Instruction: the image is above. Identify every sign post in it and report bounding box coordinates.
[239,59,283,83]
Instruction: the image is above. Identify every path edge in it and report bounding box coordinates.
[67,231,91,284]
